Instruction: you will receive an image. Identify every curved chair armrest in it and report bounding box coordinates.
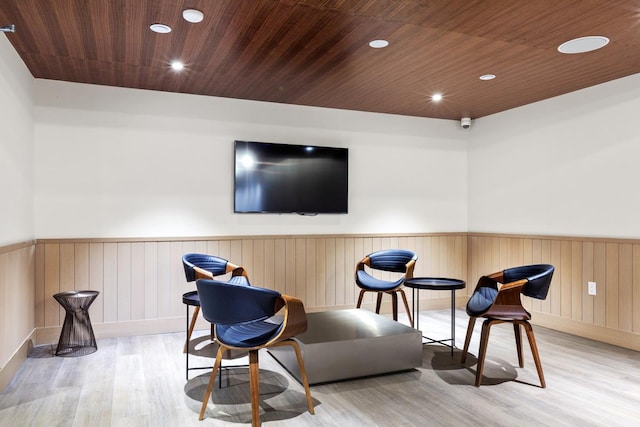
[193,265,215,280]
[268,294,308,345]
[493,280,527,306]
[356,256,371,271]
[405,258,416,279]
[499,278,528,291]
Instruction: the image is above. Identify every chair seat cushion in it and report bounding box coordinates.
[356,271,404,291]
[466,287,499,316]
[217,319,283,348]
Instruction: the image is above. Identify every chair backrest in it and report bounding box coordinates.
[182,253,229,282]
[195,279,281,325]
[503,264,555,300]
[367,249,417,273]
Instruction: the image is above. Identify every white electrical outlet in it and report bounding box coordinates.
[588,281,597,296]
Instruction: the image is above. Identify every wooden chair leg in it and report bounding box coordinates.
[513,323,524,367]
[523,321,546,388]
[249,350,261,427]
[390,291,398,320]
[399,289,413,326]
[289,340,315,414]
[475,319,496,387]
[184,306,200,353]
[356,289,366,308]
[375,293,383,314]
[199,346,224,420]
[268,340,315,415]
[460,317,476,363]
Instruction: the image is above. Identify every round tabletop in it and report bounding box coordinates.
[53,290,99,310]
[404,277,465,290]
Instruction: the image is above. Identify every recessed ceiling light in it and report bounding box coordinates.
[150,23,171,34]
[432,93,443,102]
[558,36,609,54]
[171,61,184,71]
[182,9,204,23]
[479,74,496,81]
[369,39,389,49]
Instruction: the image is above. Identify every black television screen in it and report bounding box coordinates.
[234,140,348,214]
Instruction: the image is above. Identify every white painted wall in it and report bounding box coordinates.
[468,73,640,239]
[0,34,34,246]
[34,80,469,238]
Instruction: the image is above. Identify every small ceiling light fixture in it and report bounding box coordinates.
[369,39,389,49]
[431,93,443,102]
[558,36,609,54]
[171,60,184,71]
[479,74,496,81]
[150,23,171,34]
[182,9,204,23]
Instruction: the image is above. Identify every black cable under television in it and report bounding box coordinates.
[234,140,348,214]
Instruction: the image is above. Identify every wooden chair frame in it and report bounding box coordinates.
[355,254,416,325]
[461,270,548,388]
[198,293,314,426]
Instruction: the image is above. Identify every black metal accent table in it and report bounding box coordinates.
[404,277,466,355]
[53,290,99,356]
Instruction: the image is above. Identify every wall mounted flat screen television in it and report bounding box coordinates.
[234,140,348,214]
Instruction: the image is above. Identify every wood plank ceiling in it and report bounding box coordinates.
[1,0,640,120]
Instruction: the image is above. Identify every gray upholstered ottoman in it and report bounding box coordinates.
[268,309,422,384]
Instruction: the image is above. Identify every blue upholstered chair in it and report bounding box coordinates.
[182,253,250,375]
[355,249,417,324]
[195,279,314,425]
[461,264,555,387]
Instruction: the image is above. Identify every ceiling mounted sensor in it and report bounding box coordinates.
[149,23,171,34]
[558,36,609,54]
[182,9,204,23]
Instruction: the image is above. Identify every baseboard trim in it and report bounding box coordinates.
[36,317,187,346]
[533,312,640,352]
[0,329,36,393]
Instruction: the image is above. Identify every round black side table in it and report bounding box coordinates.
[53,290,99,356]
[404,277,465,355]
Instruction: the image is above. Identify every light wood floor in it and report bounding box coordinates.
[2,309,640,426]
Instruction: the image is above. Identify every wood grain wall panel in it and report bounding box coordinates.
[0,243,36,377]
[582,242,594,324]
[560,240,573,319]
[155,242,171,319]
[117,243,132,322]
[59,243,74,292]
[571,241,583,322]
[633,245,640,333]
[31,232,640,351]
[619,244,632,332]
[605,243,619,329]
[88,243,104,323]
[169,242,184,318]
[74,243,89,292]
[143,242,158,319]
[593,242,606,327]
[34,243,45,328]
[102,243,118,322]
[43,244,61,328]
[130,242,145,321]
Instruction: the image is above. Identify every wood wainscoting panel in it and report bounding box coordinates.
[0,241,36,392]
[32,232,640,351]
[34,234,469,342]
